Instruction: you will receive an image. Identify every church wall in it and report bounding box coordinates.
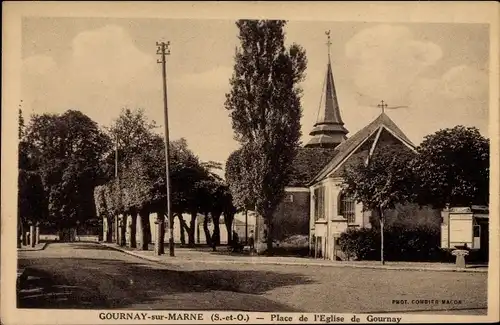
[310,175,373,260]
[272,188,310,241]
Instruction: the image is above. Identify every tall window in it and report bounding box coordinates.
[338,191,356,224]
[314,186,325,221]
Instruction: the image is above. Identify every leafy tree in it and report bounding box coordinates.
[412,126,489,208]
[225,20,307,253]
[342,144,416,264]
[18,170,46,245]
[106,108,158,170]
[225,148,253,211]
[24,110,111,233]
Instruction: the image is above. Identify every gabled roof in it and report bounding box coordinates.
[309,112,415,184]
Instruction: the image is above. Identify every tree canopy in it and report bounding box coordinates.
[342,143,416,212]
[24,110,111,228]
[412,126,489,208]
[93,108,237,247]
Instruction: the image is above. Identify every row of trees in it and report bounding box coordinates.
[18,107,237,248]
[93,108,237,248]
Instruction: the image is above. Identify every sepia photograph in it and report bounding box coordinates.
[2,1,499,324]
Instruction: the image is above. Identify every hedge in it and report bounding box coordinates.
[338,225,442,262]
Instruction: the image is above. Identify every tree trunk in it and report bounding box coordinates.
[380,207,385,265]
[196,222,200,244]
[129,212,137,248]
[245,210,248,245]
[154,210,165,255]
[188,212,197,247]
[138,209,150,250]
[254,209,267,254]
[177,214,186,245]
[143,211,151,247]
[29,223,35,247]
[203,213,212,246]
[212,212,221,248]
[17,219,22,248]
[158,211,165,255]
[114,215,119,244]
[106,216,113,242]
[265,217,274,255]
[136,212,144,250]
[119,215,126,247]
[224,212,234,246]
[20,220,25,247]
[35,223,40,245]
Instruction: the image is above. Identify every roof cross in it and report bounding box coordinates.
[378,100,388,114]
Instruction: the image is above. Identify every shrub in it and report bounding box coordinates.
[338,228,378,261]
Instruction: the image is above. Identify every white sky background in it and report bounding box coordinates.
[21,18,489,166]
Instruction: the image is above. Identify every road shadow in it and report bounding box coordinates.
[18,256,312,311]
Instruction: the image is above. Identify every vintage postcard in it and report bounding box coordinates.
[2,1,499,324]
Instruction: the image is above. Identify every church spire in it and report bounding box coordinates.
[305,30,348,149]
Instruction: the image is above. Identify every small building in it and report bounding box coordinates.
[441,206,489,260]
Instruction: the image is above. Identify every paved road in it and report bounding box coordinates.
[18,242,488,314]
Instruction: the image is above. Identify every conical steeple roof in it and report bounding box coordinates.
[305,32,348,149]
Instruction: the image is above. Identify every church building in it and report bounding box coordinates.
[273,31,416,260]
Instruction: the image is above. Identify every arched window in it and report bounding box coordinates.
[338,191,356,224]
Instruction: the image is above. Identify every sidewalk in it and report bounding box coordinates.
[17,242,48,251]
[100,243,488,273]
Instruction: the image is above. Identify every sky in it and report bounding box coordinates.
[21,18,490,167]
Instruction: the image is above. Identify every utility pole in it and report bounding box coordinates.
[156,41,174,257]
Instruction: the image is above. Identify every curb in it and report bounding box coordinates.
[17,242,49,252]
[101,243,162,263]
[100,243,487,273]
